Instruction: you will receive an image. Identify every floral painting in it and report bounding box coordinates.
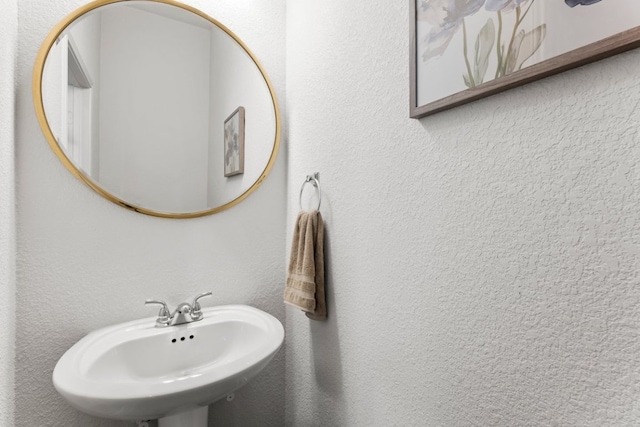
[412,0,640,117]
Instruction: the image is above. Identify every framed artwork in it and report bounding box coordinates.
[410,0,640,118]
[224,106,245,177]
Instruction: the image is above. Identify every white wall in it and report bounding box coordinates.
[285,1,640,426]
[0,0,17,425]
[99,5,211,213]
[16,0,285,426]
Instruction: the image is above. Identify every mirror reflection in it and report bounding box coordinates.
[37,0,279,217]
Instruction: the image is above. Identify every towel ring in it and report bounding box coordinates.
[299,173,321,211]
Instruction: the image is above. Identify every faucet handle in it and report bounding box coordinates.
[145,299,171,327]
[191,291,212,319]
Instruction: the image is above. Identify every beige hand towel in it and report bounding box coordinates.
[284,210,326,320]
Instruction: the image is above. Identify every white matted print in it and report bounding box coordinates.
[224,106,245,177]
[411,0,640,118]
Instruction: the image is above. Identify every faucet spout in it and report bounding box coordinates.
[169,303,196,326]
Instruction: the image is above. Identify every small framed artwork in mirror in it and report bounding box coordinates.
[224,106,245,177]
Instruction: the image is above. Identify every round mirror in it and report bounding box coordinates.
[33,0,280,218]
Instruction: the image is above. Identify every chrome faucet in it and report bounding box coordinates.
[145,291,212,328]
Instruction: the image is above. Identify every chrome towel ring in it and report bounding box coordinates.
[299,173,321,211]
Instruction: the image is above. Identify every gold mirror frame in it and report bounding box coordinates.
[33,0,281,219]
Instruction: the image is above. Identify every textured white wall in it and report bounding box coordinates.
[16,0,285,426]
[285,1,640,426]
[0,0,17,425]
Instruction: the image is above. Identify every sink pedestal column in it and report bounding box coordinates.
[159,406,208,427]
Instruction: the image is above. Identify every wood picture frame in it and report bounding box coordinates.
[224,106,245,177]
[410,0,640,119]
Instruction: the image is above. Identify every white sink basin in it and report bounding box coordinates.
[53,305,284,423]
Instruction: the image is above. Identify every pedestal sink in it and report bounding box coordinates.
[52,305,284,426]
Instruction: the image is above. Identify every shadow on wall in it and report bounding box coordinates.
[310,228,344,419]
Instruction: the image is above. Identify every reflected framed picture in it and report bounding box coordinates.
[224,106,245,177]
[410,0,640,118]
